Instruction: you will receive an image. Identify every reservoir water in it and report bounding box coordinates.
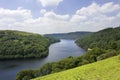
[0,39,86,80]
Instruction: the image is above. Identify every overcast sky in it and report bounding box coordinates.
[0,0,120,34]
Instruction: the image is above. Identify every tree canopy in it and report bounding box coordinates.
[0,30,59,60]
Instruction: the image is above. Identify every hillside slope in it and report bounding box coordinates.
[0,30,59,60]
[33,55,120,80]
[76,27,120,50]
[45,31,91,40]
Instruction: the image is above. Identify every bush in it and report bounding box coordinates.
[97,50,118,61]
[16,70,36,80]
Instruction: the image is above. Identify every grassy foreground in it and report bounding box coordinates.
[32,55,120,80]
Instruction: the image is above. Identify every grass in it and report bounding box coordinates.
[32,55,120,80]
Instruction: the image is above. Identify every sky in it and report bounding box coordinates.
[0,0,120,34]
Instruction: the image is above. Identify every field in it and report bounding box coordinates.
[32,55,120,80]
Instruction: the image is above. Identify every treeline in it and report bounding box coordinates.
[16,48,120,80]
[45,31,91,40]
[16,26,120,80]
[76,27,120,50]
[0,30,59,60]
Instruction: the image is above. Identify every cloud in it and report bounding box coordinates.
[0,8,70,34]
[0,7,32,30]
[40,9,47,14]
[38,0,63,7]
[70,2,120,31]
[70,15,87,22]
[0,2,120,34]
[101,2,120,13]
[0,7,32,22]
[44,11,69,20]
[76,2,120,16]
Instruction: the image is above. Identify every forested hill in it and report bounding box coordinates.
[0,30,59,60]
[76,26,120,50]
[45,31,92,40]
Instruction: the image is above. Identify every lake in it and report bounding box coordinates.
[0,39,86,80]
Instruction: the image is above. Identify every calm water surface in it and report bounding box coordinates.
[0,39,86,80]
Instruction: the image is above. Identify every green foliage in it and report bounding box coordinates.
[0,30,59,60]
[33,55,120,80]
[76,27,120,50]
[16,42,118,77]
[16,70,37,80]
[38,63,52,76]
[75,26,120,61]
[16,26,120,80]
[45,31,92,40]
[97,50,119,60]
[16,48,107,80]
[81,48,106,63]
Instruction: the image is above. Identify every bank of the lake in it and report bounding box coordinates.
[0,39,85,80]
[33,55,120,80]
[0,30,59,60]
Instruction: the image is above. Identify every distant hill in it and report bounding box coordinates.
[45,31,92,40]
[33,55,120,80]
[0,30,59,60]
